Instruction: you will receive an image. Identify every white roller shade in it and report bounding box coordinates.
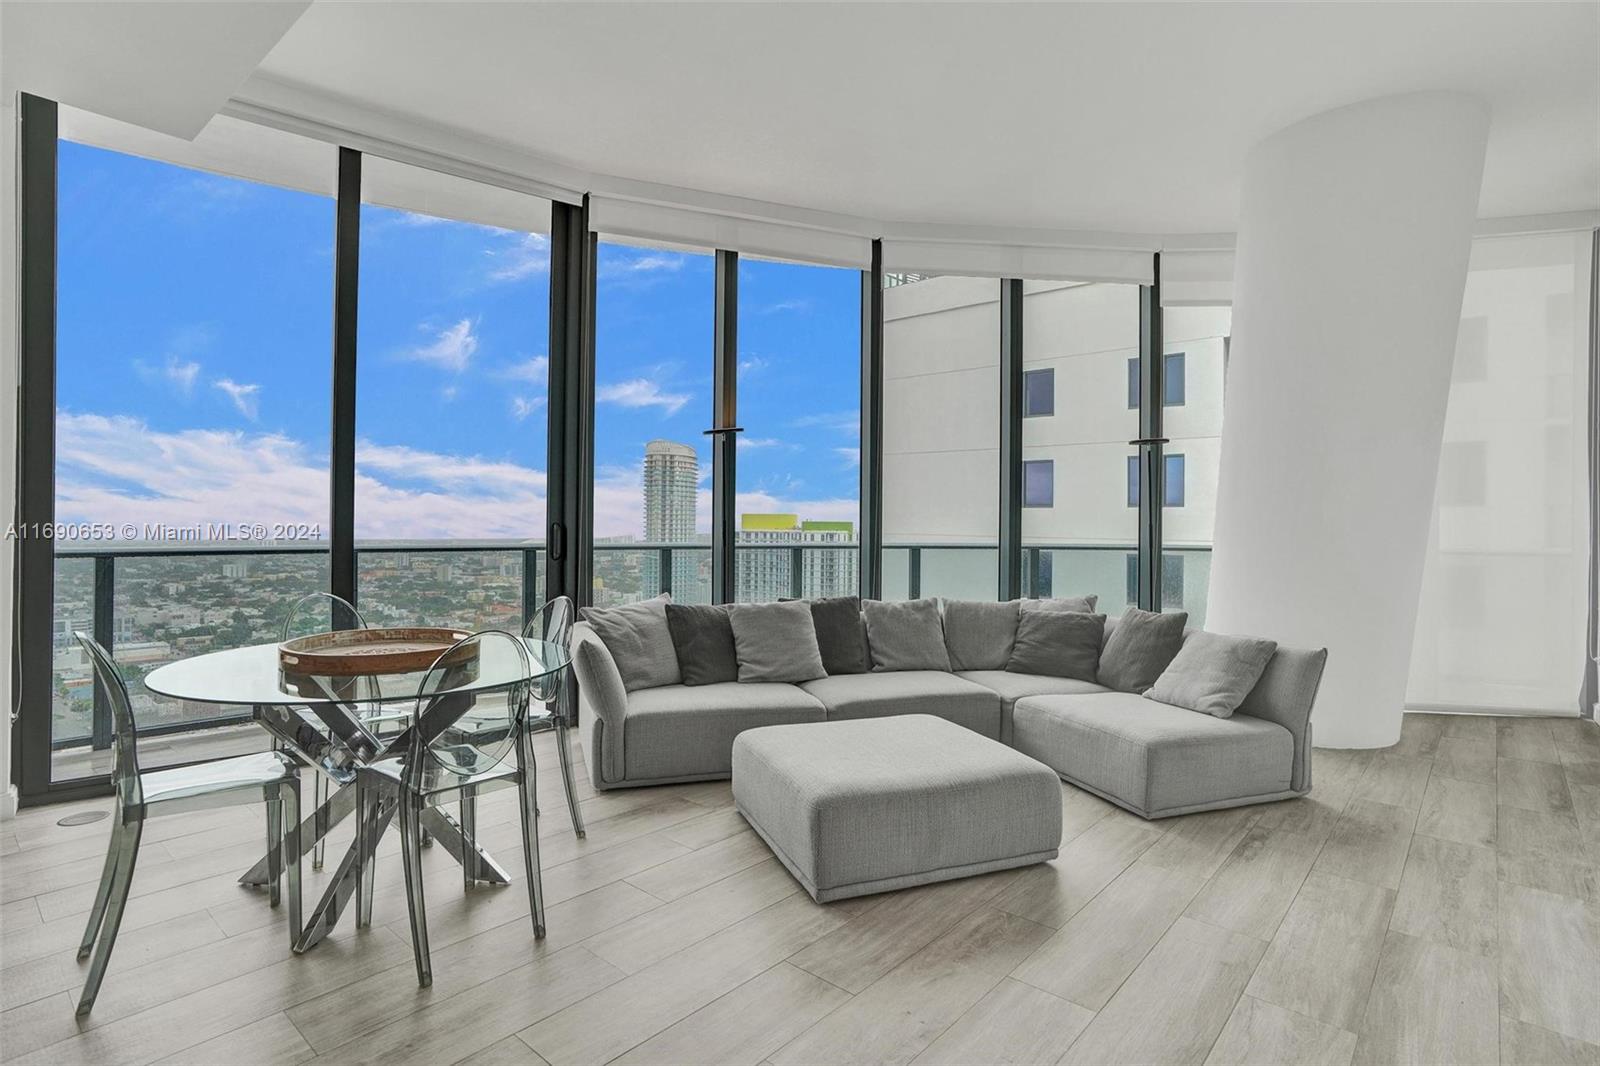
[590,196,872,268]
[1161,247,1234,306]
[880,240,1153,284]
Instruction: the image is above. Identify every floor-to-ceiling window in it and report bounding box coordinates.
[354,157,551,631]
[1408,231,1594,713]
[50,116,334,781]
[881,275,1000,599]
[590,238,715,606]
[734,257,861,602]
[1020,281,1142,611]
[1159,305,1230,626]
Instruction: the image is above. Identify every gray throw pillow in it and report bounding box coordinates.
[864,598,951,672]
[726,601,827,683]
[1097,607,1188,694]
[942,599,1020,671]
[1147,630,1279,718]
[808,596,868,675]
[1007,610,1104,681]
[1022,594,1098,614]
[664,604,738,686]
[577,594,680,691]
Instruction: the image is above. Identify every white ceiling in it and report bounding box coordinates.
[244,1,1600,235]
[5,3,1597,239]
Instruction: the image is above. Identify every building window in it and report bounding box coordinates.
[1023,459,1054,508]
[1164,352,1186,405]
[1125,552,1187,609]
[1127,352,1187,408]
[1022,368,1054,417]
[1126,454,1187,507]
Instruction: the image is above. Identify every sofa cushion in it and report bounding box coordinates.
[579,594,680,691]
[799,671,1001,738]
[941,599,1020,671]
[1023,594,1099,614]
[1147,630,1278,719]
[664,603,738,686]
[957,670,1111,745]
[623,682,826,781]
[864,598,952,672]
[1097,607,1187,694]
[809,596,869,675]
[727,601,827,684]
[1007,610,1104,681]
[1011,693,1294,816]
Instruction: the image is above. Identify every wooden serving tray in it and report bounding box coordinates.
[279,627,477,676]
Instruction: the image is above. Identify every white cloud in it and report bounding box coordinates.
[488,232,551,282]
[791,410,860,435]
[404,319,479,372]
[597,378,691,416]
[758,299,811,314]
[213,379,260,420]
[737,356,769,378]
[441,385,460,402]
[737,437,784,450]
[497,356,549,383]
[598,252,690,281]
[511,396,545,420]
[136,355,202,397]
[835,446,861,466]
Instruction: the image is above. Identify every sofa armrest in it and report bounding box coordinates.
[571,622,628,786]
[1236,645,1327,794]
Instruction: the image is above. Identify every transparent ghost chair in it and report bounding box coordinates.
[524,596,586,837]
[352,629,553,986]
[72,633,301,1015]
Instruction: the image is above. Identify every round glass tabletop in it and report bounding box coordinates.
[143,636,570,709]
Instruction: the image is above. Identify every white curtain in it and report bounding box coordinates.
[1407,231,1595,713]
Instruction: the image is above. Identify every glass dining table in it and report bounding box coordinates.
[143,634,571,951]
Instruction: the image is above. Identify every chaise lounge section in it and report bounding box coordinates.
[571,596,1326,820]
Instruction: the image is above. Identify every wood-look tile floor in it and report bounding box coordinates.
[3,714,1598,1066]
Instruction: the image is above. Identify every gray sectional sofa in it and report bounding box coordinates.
[570,601,1327,819]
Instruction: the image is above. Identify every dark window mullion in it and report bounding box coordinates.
[1136,253,1164,611]
[709,250,739,604]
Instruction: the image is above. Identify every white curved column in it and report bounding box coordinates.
[1207,92,1490,749]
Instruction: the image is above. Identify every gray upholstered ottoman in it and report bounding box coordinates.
[730,714,1062,903]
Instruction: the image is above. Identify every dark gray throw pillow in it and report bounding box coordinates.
[864,598,951,672]
[1007,610,1105,681]
[1022,594,1099,615]
[1097,607,1188,694]
[664,603,738,686]
[577,594,680,691]
[1146,630,1279,718]
[808,596,868,675]
[942,599,1021,671]
[726,601,827,684]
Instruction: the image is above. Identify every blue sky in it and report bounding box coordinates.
[54,141,861,542]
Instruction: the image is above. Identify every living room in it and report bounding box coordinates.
[1,3,1596,1065]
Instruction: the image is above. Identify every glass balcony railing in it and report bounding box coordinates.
[47,540,1209,780]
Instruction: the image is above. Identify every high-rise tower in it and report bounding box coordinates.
[641,440,705,601]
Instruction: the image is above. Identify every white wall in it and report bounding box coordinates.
[1207,92,1491,749]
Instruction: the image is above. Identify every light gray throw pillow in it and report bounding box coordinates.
[1097,607,1188,694]
[1007,610,1104,681]
[1022,594,1099,615]
[1147,630,1279,718]
[864,598,952,672]
[727,601,827,683]
[578,594,680,691]
[942,599,1020,671]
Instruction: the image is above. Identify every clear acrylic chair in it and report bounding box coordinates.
[352,629,550,987]
[72,633,301,1015]
[279,592,385,866]
[524,596,585,837]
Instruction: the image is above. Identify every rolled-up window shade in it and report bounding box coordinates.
[881,240,1154,284]
[362,154,551,234]
[1161,248,1234,306]
[589,196,871,268]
